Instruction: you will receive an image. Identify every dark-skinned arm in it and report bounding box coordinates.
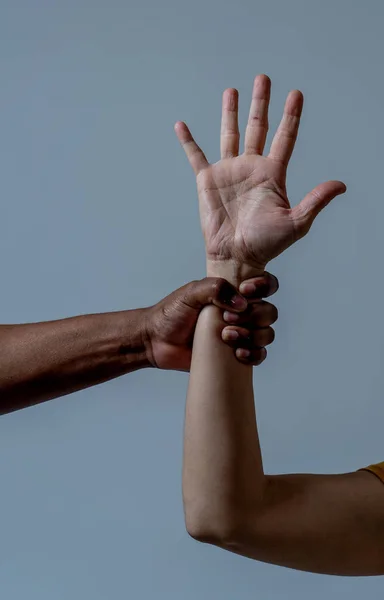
[0,309,149,414]
[0,275,276,415]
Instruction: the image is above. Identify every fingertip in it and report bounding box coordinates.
[327,180,347,199]
[257,73,271,84]
[235,347,267,365]
[223,311,240,323]
[174,122,185,142]
[174,120,186,132]
[223,88,239,110]
[239,278,271,299]
[290,89,304,103]
[229,295,247,311]
[222,328,239,342]
[286,89,304,116]
[239,282,256,296]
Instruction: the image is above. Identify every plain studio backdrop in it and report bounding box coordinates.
[0,0,383,598]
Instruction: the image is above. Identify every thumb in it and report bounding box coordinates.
[292,180,347,238]
[183,277,248,312]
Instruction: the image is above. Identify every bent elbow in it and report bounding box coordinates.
[185,516,218,544]
[184,507,245,549]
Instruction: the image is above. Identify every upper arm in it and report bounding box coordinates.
[229,469,384,576]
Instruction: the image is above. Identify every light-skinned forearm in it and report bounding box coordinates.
[183,289,384,576]
[183,303,266,540]
[0,309,151,414]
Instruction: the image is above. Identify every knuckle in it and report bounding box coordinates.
[249,115,268,128]
[253,301,278,324]
[194,277,215,296]
[252,348,266,365]
[254,327,274,347]
[221,128,240,135]
[186,278,202,297]
[211,277,232,301]
[269,304,278,323]
[189,279,202,290]
[267,327,275,344]
[273,275,280,292]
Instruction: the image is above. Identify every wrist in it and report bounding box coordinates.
[196,304,228,344]
[120,308,153,370]
[206,258,266,287]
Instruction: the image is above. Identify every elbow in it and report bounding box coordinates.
[184,505,246,549]
[185,516,219,545]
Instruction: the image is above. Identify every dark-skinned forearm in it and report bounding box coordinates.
[0,309,151,414]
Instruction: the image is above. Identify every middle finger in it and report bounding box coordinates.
[222,325,275,348]
[220,88,240,159]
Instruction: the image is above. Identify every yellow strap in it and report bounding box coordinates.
[359,461,384,484]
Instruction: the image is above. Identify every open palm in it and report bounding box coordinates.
[175,74,346,278]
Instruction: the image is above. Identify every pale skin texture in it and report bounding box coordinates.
[177,74,384,576]
[175,74,346,286]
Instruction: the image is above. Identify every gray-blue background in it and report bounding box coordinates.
[0,0,383,597]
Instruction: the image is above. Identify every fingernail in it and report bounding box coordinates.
[236,348,250,359]
[230,295,247,310]
[240,283,256,295]
[223,311,240,322]
[223,330,239,341]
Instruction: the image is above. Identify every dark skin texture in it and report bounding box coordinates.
[0,273,278,415]
[147,275,278,371]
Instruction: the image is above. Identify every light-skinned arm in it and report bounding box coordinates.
[184,303,384,576]
[177,74,384,577]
